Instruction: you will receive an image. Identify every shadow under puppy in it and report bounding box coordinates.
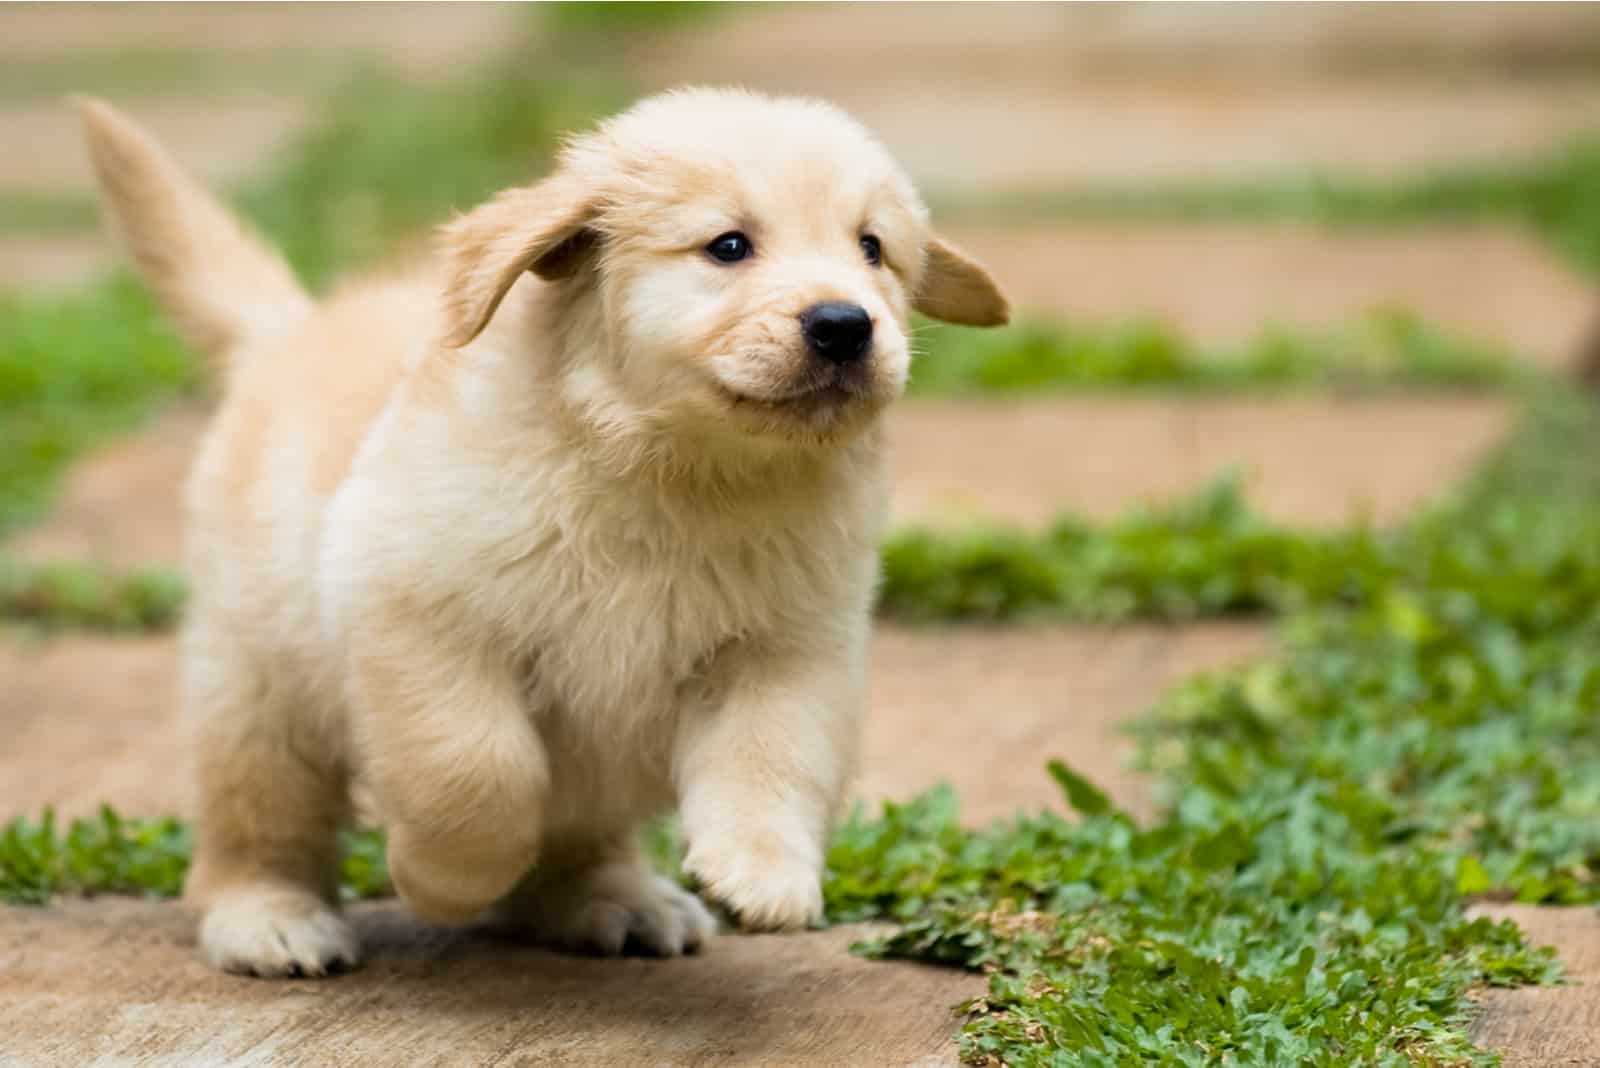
[76,87,1009,977]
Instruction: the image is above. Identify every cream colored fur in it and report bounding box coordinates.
[76,88,1008,978]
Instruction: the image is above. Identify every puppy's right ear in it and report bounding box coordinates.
[438,173,600,348]
[914,236,1010,328]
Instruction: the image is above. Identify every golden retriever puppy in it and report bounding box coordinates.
[77,88,1008,977]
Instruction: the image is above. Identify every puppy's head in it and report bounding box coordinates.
[439,88,1008,446]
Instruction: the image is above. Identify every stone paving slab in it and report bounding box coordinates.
[0,234,106,293]
[890,395,1513,530]
[0,899,976,1068]
[656,4,1600,80]
[6,405,207,570]
[0,96,306,195]
[862,623,1266,824]
[0,634,188,820]
[1471,903,1600,1067]
[0,2,522,78]
[945,222,1597,368]
[639,5,1600,192]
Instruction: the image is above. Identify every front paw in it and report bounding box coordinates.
[684,836,823,932]
[198,887,360,978]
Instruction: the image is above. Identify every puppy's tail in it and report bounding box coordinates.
[74,96,312,366]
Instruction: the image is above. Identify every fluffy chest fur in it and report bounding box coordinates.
[325,376,886,731]
[508,446,883,735]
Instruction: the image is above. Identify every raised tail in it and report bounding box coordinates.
[74,96,312,366]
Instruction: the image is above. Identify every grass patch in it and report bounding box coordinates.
[0,560,185,633]
[0,806,389,905]
[0,192,99,237]
[912,307,1524,395]
[0,278,195,536]
[542,1,723,37]
[1,807,190,903]
[879,475,1382,623]
[7,393,1599,1063]
[831,783,1557,1066]
[937,137,1600,276]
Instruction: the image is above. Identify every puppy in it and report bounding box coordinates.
[77,88,1008,977]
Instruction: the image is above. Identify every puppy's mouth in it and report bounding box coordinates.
[718,366,874,417]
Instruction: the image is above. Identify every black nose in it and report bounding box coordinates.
[800,302,873,364]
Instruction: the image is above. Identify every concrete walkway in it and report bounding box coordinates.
[0,900,977,1068]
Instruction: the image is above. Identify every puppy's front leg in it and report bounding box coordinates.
[353,613,547,923]
[677,640,863,931]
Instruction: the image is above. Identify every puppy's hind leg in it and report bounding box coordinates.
[494,830,715,958]
[181,622,359,978]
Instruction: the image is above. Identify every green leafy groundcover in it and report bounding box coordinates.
[910,308,1524,395]
[879,475,1380,623]
[0,559,185,632]
[8,392,1600,1064]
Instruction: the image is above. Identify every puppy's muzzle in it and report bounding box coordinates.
[800,302,873,365]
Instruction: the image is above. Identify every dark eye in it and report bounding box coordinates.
[860,234,882,266]
[707,231,752,264]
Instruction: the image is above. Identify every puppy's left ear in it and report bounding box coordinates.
[914,236,1010,327]
[438,173,601,348]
